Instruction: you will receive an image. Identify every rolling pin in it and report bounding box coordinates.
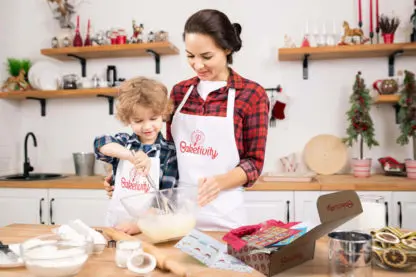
[103,228,190,277]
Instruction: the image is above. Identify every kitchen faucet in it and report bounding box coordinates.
[23,132,37,177]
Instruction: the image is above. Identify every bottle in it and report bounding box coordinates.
[73,15,83,47]
[84,19,92,46]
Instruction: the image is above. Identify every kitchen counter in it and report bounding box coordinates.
[0,224,413,277]
[0,174,415,191]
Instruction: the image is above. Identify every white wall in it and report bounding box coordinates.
[0,0,414,176]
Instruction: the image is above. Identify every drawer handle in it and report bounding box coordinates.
[397,201,402,228]
[286,200,290,223]
[39,198,45,224]
[384,201,389,226]
[50,198,55,225]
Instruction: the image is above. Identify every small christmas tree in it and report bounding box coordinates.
[396,70,416,160]
[343,72,379,159]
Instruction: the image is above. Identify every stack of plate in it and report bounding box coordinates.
[28,61,62,91]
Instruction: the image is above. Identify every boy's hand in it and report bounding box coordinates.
[131,150,151,175]
[103,174,114,198]
[114,222,141,235]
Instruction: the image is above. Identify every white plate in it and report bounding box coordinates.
[28,60,61,90]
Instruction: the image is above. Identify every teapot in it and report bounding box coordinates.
[373,78,398,95]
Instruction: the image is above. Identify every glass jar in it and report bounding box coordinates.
[115,240,142,268]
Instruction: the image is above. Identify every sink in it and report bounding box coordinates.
[0,173,67,181]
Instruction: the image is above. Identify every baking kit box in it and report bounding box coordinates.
[225,190,363,276]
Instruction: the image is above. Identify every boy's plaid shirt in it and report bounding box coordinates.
[94,132,178,189]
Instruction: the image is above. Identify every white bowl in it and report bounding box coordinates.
[20,234,89,277]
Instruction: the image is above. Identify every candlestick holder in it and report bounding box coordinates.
[370,31,374,44]
[376,26,380,43]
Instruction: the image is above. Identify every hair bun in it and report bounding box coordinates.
[232,23,242,52]
[232,23,242,36]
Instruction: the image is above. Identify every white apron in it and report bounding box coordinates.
[105,144,160,227]
[171,85,247,231]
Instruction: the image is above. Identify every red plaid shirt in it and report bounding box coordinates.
[166,68,269,187]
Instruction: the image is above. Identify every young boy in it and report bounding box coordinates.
[94,77,178,235]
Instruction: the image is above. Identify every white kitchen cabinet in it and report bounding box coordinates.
[294,191,322,226]
[392,192,416,230]
[48,189,109,227]
[0,188,48,227]
[244,191,294,225]
[0,188,109,227]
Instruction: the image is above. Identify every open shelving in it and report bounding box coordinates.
[278,43,416,80]
[40,41,179,75]
[0,41,180,116]
[0,88,118,116]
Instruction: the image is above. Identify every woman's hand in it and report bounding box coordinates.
[131,150,151,175]
[114,222,141,235]
[198,177,221,207]
[104,174,114,198]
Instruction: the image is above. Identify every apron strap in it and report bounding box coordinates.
[175,86,194,115]
[226,88,236,119]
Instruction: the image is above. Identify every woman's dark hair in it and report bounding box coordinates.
[183,9,242,64]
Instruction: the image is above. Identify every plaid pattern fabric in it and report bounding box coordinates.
[94,132,178,190]
[166,68,269,187]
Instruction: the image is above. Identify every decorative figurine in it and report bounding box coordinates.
[63,36,71,47]
[340,21,368,45]
[51,36,59,48]
[147,31,155,43]
[155,30,168,42]
[283,34,296,48]
[91,31,105,46]
[132,20,144,43]
[1,69,31,91]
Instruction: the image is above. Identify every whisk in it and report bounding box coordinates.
[130,150,175,214]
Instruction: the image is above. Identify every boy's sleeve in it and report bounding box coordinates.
[160,149,179,189]
[93,133,130,164]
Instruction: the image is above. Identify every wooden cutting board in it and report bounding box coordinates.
[103,228,265,277]
[303,134,348,175]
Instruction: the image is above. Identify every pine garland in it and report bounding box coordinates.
[343,72,379,159]
[396,70,416,159]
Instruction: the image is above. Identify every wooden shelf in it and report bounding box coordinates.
[0,88,117,100]
[41,41,179,60]
[41,41,179,75]
[0,88,118,116]
[278,43,416,80]
[373,94,400,104]
[278,43,415,61]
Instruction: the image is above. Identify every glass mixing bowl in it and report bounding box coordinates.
[121,186,199,243]
[20,234,89,277]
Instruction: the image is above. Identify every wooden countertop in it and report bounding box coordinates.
[0,175,105,189]
[0,224,412,277]
[249,174,416,191]
[0,174,415,191]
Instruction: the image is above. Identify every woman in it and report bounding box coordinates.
[104,9,269,231]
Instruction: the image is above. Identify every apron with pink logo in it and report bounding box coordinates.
[171,86,247,231]
[105,144,160,227]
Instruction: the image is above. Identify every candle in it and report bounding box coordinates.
[369,0,373,33]
[376,0,379,28]
[358,0,362,23]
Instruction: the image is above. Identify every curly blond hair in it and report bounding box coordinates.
[116,77,174,125]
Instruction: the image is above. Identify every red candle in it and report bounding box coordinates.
[369,0,373,32]
[376,0,379,28]
[358,0,362,23]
